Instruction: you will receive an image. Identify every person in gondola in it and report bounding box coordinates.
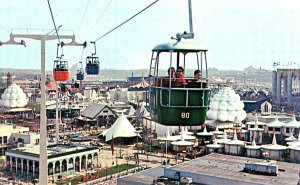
[187,69,205,88]
[162,67,176,87]
[194,69,202,82]
[175,66,186,87]
[60,63,67,71]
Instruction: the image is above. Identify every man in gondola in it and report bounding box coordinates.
[194,69,202,82]
[162,67,176,87]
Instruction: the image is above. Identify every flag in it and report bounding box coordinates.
[111,135,114,156]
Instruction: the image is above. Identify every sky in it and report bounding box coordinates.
[0,0,300,71]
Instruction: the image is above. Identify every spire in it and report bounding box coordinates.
[165,128,171,138]
[180,132,185,141]
[292,114,297,122]
[203,125,208,133]
[252,139,257,146]
[185,126,188,133]
[213,136,218,145]
[233,130,238,140]
[223,130,227,139]
[272,133,277,145]
[215,125,219,132]
[275,114,279,122]
[254,114,259,129]
[255,113,259,122]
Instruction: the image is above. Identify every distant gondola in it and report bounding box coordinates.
[76,61,85,80]
[53,57,69,81]
[85,42,100,75]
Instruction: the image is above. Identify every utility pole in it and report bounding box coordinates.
[6,33,84,185]
[55,41,86,143]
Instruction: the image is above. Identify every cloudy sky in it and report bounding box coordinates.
[0,0,300,70]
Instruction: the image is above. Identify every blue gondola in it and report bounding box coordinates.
[85,56,99,74]
[76,61,84,80]
[85,42,100,75]
[76,71,84,80]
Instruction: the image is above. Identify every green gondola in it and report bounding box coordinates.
[149,42,211,126]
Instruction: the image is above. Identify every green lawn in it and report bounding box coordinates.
[97,163,136,177]
[64,163,137,185]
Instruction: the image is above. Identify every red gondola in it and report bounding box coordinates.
[53,58,69,81]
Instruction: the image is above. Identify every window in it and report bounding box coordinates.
[268,127,273,131]
[3,136,7,144]
[275,128,280,132]
[0,137,2,144]
[286,128,290,133]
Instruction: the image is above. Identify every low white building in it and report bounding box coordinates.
[224,130,245,155]
[11,132,40,147]
[261,134,287,160]
[0,124,29,156]
[245,140,261,158]
[289,144,300,163]
[6,143,99,181]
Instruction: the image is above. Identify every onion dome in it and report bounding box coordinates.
[207,87,246,122]
[0,84,28,108]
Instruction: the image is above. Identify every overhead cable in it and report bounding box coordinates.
[88,0,113,34]
[93,0,159,42]
[77,0,90,34]
[47,0,61,43]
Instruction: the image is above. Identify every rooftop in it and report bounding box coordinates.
[6,143,98,159]
[117,166,165,185]
[166,153,300,185]
[117,154,300,185]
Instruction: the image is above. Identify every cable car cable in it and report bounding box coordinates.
[77,0,90,35]
[47,0,61,43]
[87,0,113,35]
[92,0,159,42]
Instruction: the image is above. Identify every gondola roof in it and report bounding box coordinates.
[152,42,208,52]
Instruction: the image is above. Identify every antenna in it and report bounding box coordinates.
[273,62,280,71]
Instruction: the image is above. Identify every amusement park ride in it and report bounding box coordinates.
[149,0,211,126]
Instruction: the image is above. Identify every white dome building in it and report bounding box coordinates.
[0,84,28,108]
[261,133,287,160]
[224,130,245,155]
[206,137,223,154]
[207,87,246,122]
[197,125,213,145]
[171,133,193,152]
[245,140,261,158]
